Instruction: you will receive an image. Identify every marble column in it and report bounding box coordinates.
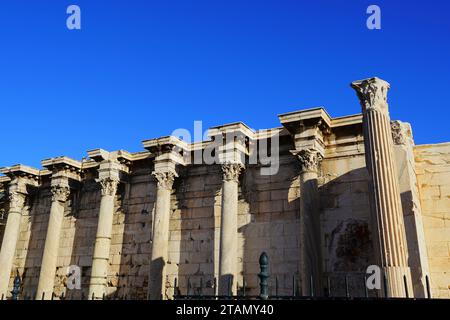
[88,177,119,299]
[0,188,26,298]
[148,171,176,300]
[294,149,322,296]
[218,163,243,296]
[36,184,70,299]
[351,77,411,297]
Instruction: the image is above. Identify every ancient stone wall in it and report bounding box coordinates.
[415,143,450,298]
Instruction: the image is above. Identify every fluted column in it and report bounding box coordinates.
[352,77,411,297]
[0,188,26,298]
[148,171,176,300]
[88,177,119,299]
[218,163,243,295]
[36,184,70,299]
[294,149,322,296]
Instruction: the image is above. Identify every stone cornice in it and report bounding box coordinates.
[0,165,40,181]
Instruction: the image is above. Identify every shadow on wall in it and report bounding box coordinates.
[240,156,301,297]
[176,165,221,297]
[21,190,48,298]
[65,178,99,299]
[319,166,375,297]
[110,160,156,299]
[114,163,155,300]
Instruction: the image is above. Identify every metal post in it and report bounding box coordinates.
[200,277,203,297]
[403,275,409,298]
[426,275,431,299]
[327,276,331,297]
[292,275,296,296]
[310,275,314,297]
[345,274,349,298]
[11,270,21,300]
[364,274,369,298]
[383,274,388,298]
[258,252,269,300]
[243,276,246,297]
[174,277,178,298]
[275,276,278,296]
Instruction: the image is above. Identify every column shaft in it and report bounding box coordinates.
[148,171,175,300]
[89,178,118,299]
[0,193,24,298]
[296,149,322,296]
[218,163,242,296]
[352,77,411,297]
[36,185,69,299]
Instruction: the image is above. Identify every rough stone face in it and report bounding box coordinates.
[414,143,450,298]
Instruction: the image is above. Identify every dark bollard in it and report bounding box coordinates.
[275,276,279,296]
[258,252,269,300]
[174,277,178,297]
[292,275,296,296]
[403,275,409,298]
[383,274,388,298]
[364,274,369,298]
[426,275,431,299]
[327,276,332,297]
[345,274,349,298]
[11,270,21,300]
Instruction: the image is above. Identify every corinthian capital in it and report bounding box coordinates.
[51,185,71,203]
[153,171,176,190]
[391,120,413,146]
[351,77,390,114]
[99,177,119,196]
[221,163,244,182]
[8,191,26,211]
[294,149,322,173]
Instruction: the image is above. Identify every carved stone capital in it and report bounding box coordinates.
[294,149,322,173]
[51,185,71,203]
[351,77,390,114]
[221,163,244,182]
[99,177,119,196]
[153,171,176,190]
[391,120,413,145]
[8,191,26,211]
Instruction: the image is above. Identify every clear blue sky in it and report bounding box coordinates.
[0,0,449,168]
